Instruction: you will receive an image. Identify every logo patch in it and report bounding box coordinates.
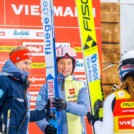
[0,89,4,98]
[36,94,42,101]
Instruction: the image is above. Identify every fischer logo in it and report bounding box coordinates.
[0,31,5,36]
[119,118,134,129]
[13,30,29,37]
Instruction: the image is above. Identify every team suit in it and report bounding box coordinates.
[87,50,134,134]
[36,73,89,134]
[0,59,48,134]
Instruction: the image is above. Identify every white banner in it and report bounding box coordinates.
[120,1,134,53]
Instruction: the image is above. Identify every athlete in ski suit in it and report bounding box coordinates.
[87,50,134,134]
[36,47,89,134]
[0,46,50,134]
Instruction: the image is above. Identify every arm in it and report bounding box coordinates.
[94,93,115,134]
[66,85,89,116]
[35,84,49,132]
[0,77,8,108]
[30,109,46,122]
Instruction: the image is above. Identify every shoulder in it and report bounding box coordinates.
[72,75,86,87]
[104,93,116,107]
[0,75,10,85]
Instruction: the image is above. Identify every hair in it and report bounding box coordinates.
[9,46,28,56]
[119,76,134,99]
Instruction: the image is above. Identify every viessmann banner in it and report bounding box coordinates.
[0,0,102,133]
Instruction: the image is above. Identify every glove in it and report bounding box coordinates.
[86,112,99,125]
[44,124,57,134]
[52,98,67,111]
[44,99,50,118]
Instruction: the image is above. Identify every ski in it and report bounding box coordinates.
[40,0,61,134]
[75,0,104,124]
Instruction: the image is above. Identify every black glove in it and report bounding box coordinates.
[44,99,50,118]
[86,112,99,125]
[44,124,57,134]
[52,98,67,111]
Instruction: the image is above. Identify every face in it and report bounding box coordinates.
[15,59,32,73]
[57,58,73,77]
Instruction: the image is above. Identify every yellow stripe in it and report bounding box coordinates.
[30,63,46,68]
[76,0,103,117]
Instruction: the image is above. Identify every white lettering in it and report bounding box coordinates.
[11,4,40,16]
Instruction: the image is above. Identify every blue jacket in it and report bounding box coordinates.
[36,74,89,134]
[0,60,47,134]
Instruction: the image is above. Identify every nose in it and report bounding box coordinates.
[26,64,31,71]
[63,63,68,68]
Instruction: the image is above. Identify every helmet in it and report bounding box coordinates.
[118,50,134,81]
[56,47,76,73]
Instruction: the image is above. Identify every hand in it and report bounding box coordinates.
[44,99,50,118]
[44,124,57,134]
[52,98,67,111]
[86,112,99,125]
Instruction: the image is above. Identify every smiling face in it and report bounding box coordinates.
[57,58,73,77]
[15,59,32,73]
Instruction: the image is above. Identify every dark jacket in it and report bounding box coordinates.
[0,60,46,134]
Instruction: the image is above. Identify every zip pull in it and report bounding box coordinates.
[6,109,11,134]
[1,114,5,133]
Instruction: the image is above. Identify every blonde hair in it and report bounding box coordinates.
[119,76,134,99]
[9,46,28,56]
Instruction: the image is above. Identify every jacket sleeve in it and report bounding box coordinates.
[0,77,8,108]
[94,93,115,134]
[30,109,46,122]
[35,84,49,132]
[66,82,90,116]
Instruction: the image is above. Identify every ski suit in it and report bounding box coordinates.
[36,74,89,134]
[0,60,47,134]
[94,90,134,134]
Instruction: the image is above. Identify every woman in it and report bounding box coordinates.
[87,50,134,134]
[36,47,89,134]
[0,46,49,134]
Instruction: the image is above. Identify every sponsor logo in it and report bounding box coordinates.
[74,47,82,52]
[69,88,75,95]
[27,46,43,53]
[0,46,16,52]
[30,63,46,68]
[0,31,5,36]
[118,91,125,97]
[119,117,134,129]
[41,0,53,55]
[29,76,45,83]
[0,89,4,98]
[86,54,99,82]
[121,101,134,108]
[30,84,43,87]
[36,32,43,37]
[76,59,84,68]
[13,30,29,37]
[47,80,55,107]
[23,42,44,56]
[11,4,95,17]
[56,43,70,48]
